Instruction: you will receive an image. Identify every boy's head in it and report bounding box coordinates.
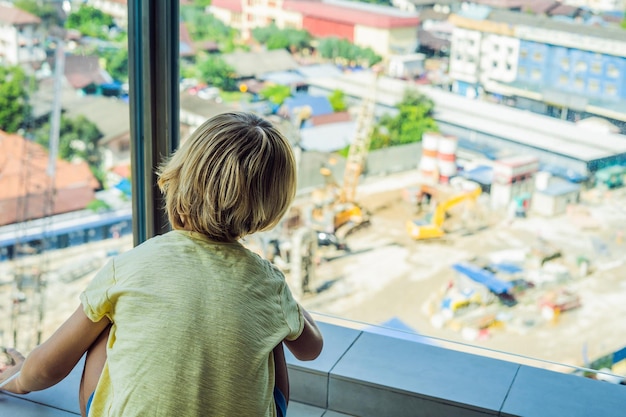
[157,112,297,242]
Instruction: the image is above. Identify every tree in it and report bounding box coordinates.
[65,5,114,39]
[252,24,311,52]
[260,84,291,105]
[0,66,31,133]
[35,115,105,186]
[328,90,347,112]
[317,37,382,67]
[103,46,129,82]
[369,90,438,150]
[181,6,235,44]
[197,55,237,91]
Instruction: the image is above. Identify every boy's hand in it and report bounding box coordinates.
[0,347,26,393]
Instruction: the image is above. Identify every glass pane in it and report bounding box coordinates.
[1,1,131,353]
[185,0,626,384]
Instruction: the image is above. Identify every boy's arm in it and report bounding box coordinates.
[0,305,110,394]
[284,308,323,361]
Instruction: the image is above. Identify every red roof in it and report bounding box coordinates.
[283,0,419,29]
[211,0,243,12]
[0,131,99,201]
[0,4,41,25]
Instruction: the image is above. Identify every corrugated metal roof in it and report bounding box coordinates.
[306,72,626,163]
[221,49,299,78]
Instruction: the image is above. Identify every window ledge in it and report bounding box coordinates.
[2,322,625,416]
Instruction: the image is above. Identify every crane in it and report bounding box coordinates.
[314,70,380,238]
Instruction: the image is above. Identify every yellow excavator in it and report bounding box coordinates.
[406,185,481,240]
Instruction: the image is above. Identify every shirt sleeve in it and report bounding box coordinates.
[276,269,305,342]
[80,258,117,323]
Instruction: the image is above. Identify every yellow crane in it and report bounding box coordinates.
[314,70,380,238]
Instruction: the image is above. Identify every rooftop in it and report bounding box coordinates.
[0,131,98,202]
[0,3,41,25]
[221,49,299,79]
[305,72,626,163]
[283,0,420,29]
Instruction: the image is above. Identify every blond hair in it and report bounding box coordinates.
[157,112,296,242]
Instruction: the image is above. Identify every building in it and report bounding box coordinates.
[447,8,626,122]
[532,177,581,216]
[62,54,117,95]
[210,0,421,58]
[490,155,539,209]
[0,131,99,226]
[0,3,45,66]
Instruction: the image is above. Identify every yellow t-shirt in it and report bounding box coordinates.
[80,230,304,417]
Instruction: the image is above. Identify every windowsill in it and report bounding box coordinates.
[2,322,625,417]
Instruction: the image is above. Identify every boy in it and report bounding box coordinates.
[0,112,324,416]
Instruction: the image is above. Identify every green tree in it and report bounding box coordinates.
[317,37,381,67]
[181,7,235,44]
[0,66,31,133]
[370,90,438,150]
[197,55,237,90]
[253,24,311,51]
[66,5,114,39]
[103,46,129,82]
[251,25,274,45]
[328,89,347,112]
[260,84,291,105]
[35,115,105,185]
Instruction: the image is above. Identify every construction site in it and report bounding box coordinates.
[2,73,626,380]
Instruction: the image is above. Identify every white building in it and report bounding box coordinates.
[0,3,45,66]
[490,155,539,210]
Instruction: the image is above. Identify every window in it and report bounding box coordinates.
[591,62,602,74]
[574,77,584,89]
[605,84,617,96]
[575,61,587,72]
[588,79,599,92]
[2,0,132,352]
[607,64,619,78]
[5,0,626,391]
[560,58,569,71]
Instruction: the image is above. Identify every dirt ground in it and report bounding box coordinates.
[299,171,626,372]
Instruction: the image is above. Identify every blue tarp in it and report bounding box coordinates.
[114,178,131,197]
[489,262,523,274]
[452,262,513,294]
[460,165,493,185]
[282,94,334,117]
